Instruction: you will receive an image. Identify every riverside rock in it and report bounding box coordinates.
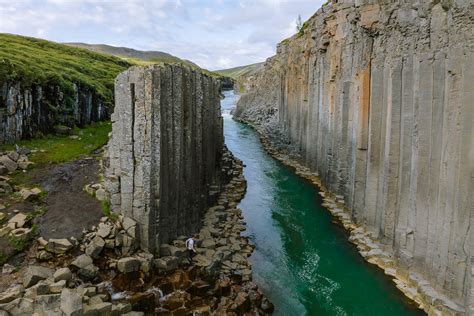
[23,266,53,288]
[234,1,473,313]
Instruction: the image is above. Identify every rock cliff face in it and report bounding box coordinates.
[105,65,226,254]
[0,82,108,143]
[235,0,473,314]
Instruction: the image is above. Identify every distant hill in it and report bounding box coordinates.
[215,62,264,79]
[65,42,201,69]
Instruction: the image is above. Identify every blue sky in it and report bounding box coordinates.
[0,0,324,70]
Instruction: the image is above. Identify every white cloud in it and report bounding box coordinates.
[0,0,325,69]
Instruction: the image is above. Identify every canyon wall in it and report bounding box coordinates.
[0,82,109,143]
[105,65,226,255]
[235,0,473,314]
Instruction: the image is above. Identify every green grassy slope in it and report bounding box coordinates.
[65,42,201,69]
[215,62,264,79]
[0,33,131,105]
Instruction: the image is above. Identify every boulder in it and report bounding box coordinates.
[160,244,184,257]
[85,236,105,259]
[71,254,93,270]
[200,238,216,249]
[97,223,111,238]
[6,152,19,162]
[9,227,32,240]
[0,285,23,304]
[54,268,72,282]
[117,257,141,274]
[20,188,42,201]
[23,266,53,288]
[60,288,83,316]
[78,264,99,281]
[17,147,31,156]
[83,302,112,315]
[24,280,51,298]
[8,213,27,228]
[48,238,74,254]
[37,250,53,261]
[154,256,179,271]
[0,156,17,173]
[0,298,34,315]
[49,280,67,294]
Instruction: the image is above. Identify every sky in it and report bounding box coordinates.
[0,0,325,70]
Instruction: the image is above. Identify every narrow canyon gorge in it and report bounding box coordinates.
[235,0,473,314]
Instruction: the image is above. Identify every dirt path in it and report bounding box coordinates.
[31,156,103,240]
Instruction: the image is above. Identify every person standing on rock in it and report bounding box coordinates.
[186,235,197,264]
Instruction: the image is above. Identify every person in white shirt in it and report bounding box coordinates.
[185,235,197,264]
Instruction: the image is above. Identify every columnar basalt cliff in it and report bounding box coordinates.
[235,0,473,314]
[0,83,108,143]
[105,65,225,255]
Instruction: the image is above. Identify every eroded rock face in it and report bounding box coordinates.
[0,82,108,144]
[105,64,225,255]
[235,0,473,314]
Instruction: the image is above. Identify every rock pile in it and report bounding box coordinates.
[0,147,34,176]
[0,151,273,315]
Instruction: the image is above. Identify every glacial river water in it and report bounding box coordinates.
[221,91,424,316]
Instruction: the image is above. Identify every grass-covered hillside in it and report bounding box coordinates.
[215,62,264,79]
[0,33,131,105]
[65,42,200,69]
[67,42,227,80]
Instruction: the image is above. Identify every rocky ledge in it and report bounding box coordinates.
[0,155,273,315]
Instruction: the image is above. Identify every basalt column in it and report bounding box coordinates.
[105,65,224,254]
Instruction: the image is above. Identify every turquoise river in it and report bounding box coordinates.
[221,90,424,316]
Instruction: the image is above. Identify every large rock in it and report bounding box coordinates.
[0,156,17,172]
[117,257,141,274]
[8,213,27,228]
[0,298,34,315]
[48,238,73,254]
[23,266,53,288]
[20,188,42,201]
[70,254,93,270]
[78,264,99,282]
[85,236,105,259]
[54,268,72,282]
[83,302,112,315]
[60,288,83,316]
[0,285,23,304]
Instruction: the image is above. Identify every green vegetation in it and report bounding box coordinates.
[297,20,309,37]
[0,33,131,106]
[25,206,47,222]
[0,121,111,165]
[101,199,118,221]
[65,42,225,79]
[8,233,30,251]
[215,62,264,80]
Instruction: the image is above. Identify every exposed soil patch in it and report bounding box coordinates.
[31,156,103,239]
